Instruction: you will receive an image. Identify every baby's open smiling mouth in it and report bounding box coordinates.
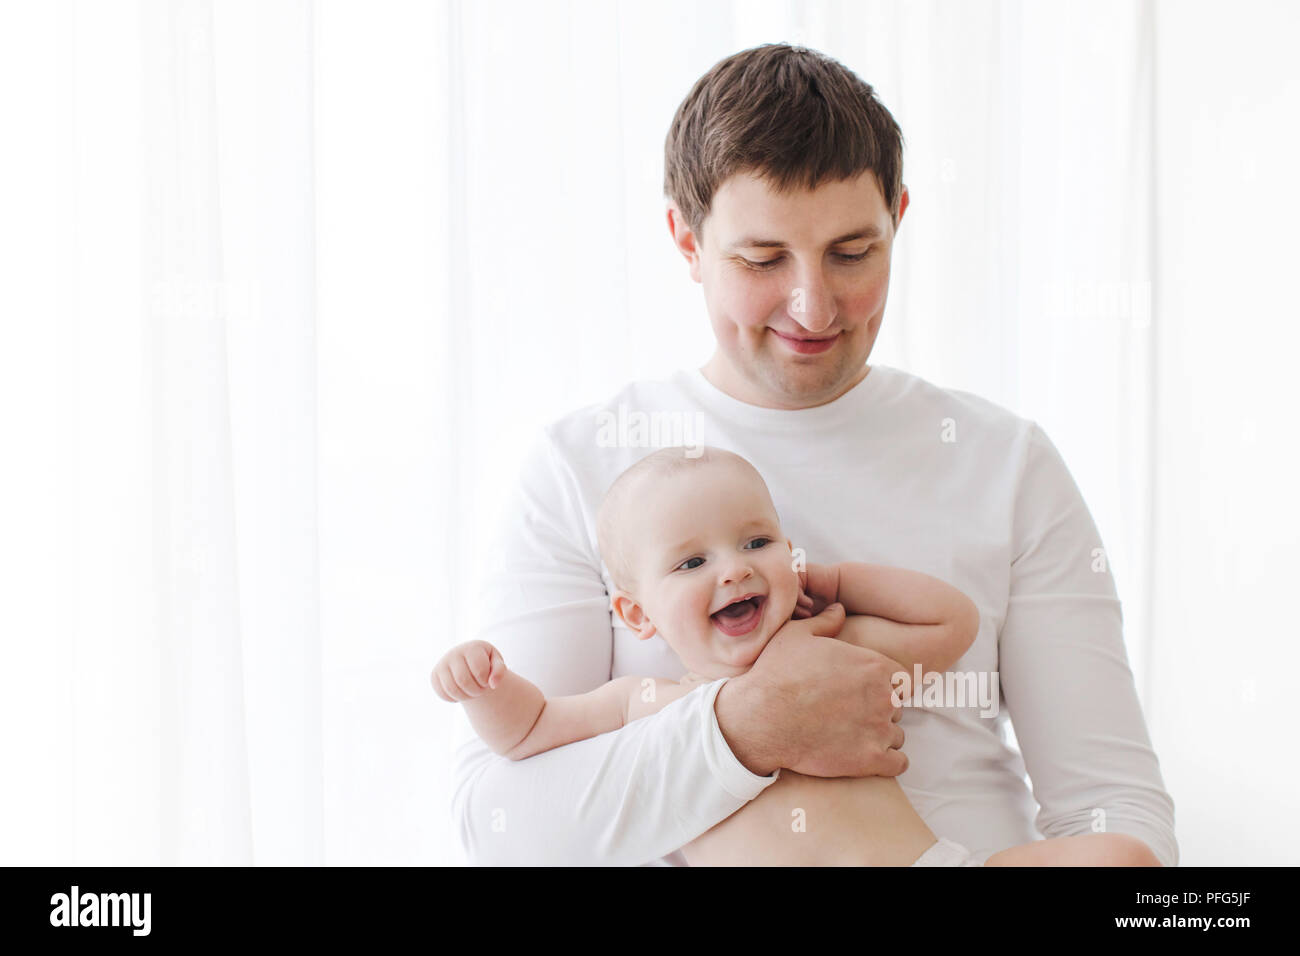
[711,595,766,637]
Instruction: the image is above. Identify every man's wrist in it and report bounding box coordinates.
[713,676,780,777]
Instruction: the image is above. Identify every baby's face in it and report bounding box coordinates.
[613,462,800,679]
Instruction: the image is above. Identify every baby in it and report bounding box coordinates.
[436,446,1157,867]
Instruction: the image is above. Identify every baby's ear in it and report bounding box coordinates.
[611,591,657,640]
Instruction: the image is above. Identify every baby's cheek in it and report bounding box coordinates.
[769,583,800,625]
[688,595,715,633]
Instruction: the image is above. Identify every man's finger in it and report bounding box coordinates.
[878,747,909,777]
[811,602,845,634]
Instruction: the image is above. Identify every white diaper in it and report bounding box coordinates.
[910,836,984,867]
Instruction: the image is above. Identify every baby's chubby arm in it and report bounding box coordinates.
[798,562,980,679]
[432,641,690,760]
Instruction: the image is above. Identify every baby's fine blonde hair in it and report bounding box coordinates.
[596,445,770,594]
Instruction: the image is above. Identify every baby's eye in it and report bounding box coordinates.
[676,557,705,571]
[744,537,771,550]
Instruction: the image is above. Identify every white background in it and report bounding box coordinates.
[0,0,1296,866]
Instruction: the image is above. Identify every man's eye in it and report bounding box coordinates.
[676,557,704,571]
[744,537,771,550]
[741,250,872,271]
[837,249,872,262]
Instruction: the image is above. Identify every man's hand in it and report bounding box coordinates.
[714,602,908,779]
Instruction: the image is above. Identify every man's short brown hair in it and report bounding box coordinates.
[663,43,904,241]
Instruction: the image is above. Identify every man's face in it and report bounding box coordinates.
[668,170,908,410]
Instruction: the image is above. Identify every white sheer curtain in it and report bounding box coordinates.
[1,0,1295,866]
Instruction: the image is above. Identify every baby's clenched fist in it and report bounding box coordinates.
[432,640,506,702]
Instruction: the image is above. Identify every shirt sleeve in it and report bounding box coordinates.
[448,431,778,866]
[997,423,1179,866]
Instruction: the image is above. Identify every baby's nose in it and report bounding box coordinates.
[719,562,754,585]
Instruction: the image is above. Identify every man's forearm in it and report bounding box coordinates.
[712,677,782,776]
[451,679,776,865]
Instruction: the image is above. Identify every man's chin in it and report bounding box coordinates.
[759,355,859,403]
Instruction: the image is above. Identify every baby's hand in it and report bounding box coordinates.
[793,561,839,619]
[431,640,506,702]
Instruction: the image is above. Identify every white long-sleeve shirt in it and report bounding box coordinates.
[448,364,1178,866]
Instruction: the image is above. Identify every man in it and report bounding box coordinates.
[446,43,1176,867]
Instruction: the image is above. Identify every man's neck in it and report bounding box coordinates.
[699,353,870,410]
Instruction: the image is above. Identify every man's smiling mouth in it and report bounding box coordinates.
[769,329,840,354]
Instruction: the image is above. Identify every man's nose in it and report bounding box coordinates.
[786,270,836,333]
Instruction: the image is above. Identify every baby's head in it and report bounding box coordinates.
[597,446,801,679]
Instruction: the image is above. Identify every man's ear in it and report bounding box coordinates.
[894,184,910,231]
[665,202,703,284]
[612,591,657,640]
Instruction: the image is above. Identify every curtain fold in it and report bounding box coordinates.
[142,0,254,865]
